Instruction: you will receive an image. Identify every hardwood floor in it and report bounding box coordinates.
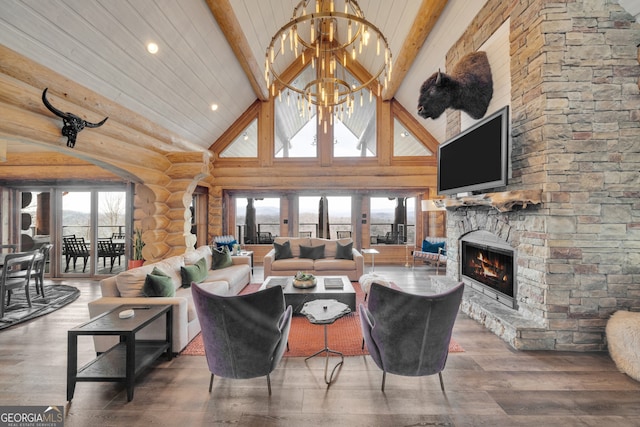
[1,265,639,426]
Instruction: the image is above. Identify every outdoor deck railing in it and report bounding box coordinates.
[236,223,415,244]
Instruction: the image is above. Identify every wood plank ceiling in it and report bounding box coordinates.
[0,0,448,158]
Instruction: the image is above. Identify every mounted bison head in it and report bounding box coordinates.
[42,88,108,148]
[417,51,493,120]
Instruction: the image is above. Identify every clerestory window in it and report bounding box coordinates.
[273,63,376,158]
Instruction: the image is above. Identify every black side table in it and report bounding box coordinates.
[67,304,172,402]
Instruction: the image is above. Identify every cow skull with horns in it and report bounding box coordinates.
[41,88,108,148]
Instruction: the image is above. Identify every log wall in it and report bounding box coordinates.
[0,46,212,263]
[1,45,441,266]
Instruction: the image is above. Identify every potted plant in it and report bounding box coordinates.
[128,228,145,269]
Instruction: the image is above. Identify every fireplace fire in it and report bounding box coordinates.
[461,240,516,308]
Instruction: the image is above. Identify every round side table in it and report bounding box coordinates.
[300,299,351,385]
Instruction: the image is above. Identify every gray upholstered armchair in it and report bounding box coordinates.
[191,282,292,395]
[360,282,464,391]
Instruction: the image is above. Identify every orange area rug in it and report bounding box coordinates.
[181,282,464,357]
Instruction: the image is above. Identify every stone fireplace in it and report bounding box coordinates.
[429,1,640,351]
[460,230,516,310]
[432,205,550,350]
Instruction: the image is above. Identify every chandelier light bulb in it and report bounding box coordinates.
[266,0,392,128]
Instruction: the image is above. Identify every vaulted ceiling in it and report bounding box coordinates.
[0,0,492,157]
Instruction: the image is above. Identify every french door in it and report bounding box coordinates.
[7,184,131,278]
[57,187,130,277]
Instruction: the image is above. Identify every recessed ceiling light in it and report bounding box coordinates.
[147,42,159,54]
[210,104,219,111]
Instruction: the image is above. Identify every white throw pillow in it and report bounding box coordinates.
[184,245,212,270]
[115,264,155,297]
[154,256,185,292]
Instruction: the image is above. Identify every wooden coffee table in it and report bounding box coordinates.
[260,275,356,314]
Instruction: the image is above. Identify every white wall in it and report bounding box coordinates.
[619,0,640,23]
[460,19,512,132]
[395,0,489,143]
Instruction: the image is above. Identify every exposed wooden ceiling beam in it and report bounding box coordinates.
[206,0,269,102]
[383,0,449,101]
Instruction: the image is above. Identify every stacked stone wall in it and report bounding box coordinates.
[444,0,640,350]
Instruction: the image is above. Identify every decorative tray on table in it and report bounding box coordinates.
[292,272,317,289]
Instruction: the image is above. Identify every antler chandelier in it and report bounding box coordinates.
[265,0,392,127]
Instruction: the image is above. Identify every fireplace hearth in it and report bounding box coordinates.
[461,233,516,309]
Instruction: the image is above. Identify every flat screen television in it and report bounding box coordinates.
[437,106,509,196]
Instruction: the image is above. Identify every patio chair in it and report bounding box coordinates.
[63,236,90,272]
[337,230,352,239]
[191,282,292,395]
[257,231,274,244]
[97,238,124,272]
[1,251,37,318]
[376,231,400,244]
[360,282,464,392]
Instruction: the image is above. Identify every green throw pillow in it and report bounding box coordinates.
[274,241,293,260]
[151,266,169,277]
[212,246,233,270]
[180,257,208,287]
[335,241,353,260]
[143,268,175,297]
[300,244,325,260]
